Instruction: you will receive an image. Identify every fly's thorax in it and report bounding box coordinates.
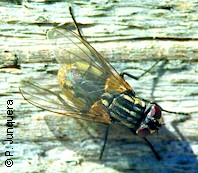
[101,90,163,136]
[101,90,147,129]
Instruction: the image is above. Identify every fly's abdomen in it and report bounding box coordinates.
[58,62,106,110]
[101,90,146,130]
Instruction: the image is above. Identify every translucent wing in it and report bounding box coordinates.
[20,28,132,123]
[47,28,132,97]
[20,79,110,123]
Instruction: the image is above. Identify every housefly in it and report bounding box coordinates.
[20,7,188,160]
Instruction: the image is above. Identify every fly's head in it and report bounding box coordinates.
[136,103,162,137]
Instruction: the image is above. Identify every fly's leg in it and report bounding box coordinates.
[99,124,110,160]
[120,58,167,80]
[65,5,109,155]
[69,5,162,160]
[69,6,84,40]
[129,128,161,160]
[69,5,164,82]
[101,125,161,160]
[143,137,161,160]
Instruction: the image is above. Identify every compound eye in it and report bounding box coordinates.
[136,127,150,137]
[150,105,161,119]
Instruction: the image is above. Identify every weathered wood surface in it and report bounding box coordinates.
[0,0,198,173]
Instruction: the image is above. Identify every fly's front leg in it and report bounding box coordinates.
[129,128,161,160]
[120,58,167,80]
[143,137,161,160]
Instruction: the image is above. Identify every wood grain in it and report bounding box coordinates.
[0,1,197,173]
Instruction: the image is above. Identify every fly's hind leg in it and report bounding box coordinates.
[99,125,110,160]
[68,6,84,40]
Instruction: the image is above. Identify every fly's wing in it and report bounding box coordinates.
[20,80,72,113]
[20,28,132,124]
[47,28,132,98]
[20,79,110,123]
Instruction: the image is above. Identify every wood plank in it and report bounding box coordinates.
[0,1,197,172]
